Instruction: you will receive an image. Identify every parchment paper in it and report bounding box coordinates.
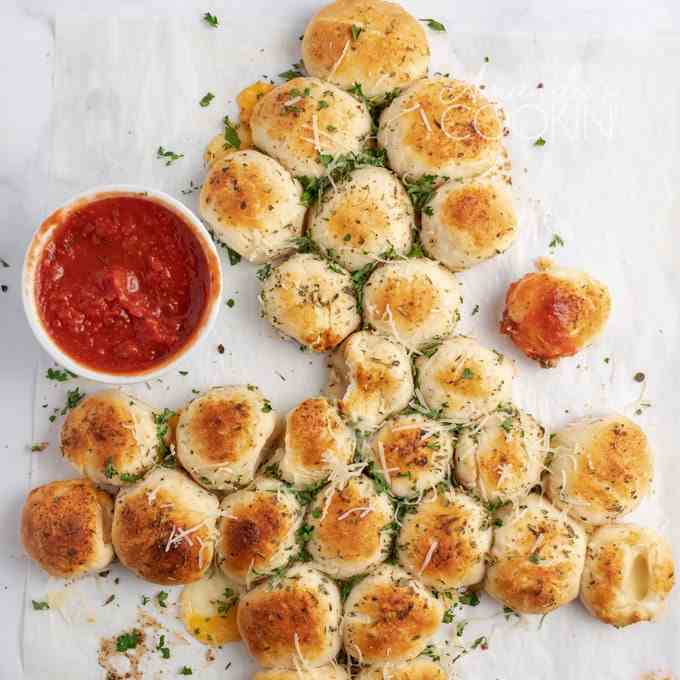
[22,4,680,678]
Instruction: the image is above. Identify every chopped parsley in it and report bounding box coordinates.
[549,233,564,248]
[261,400,273,413]
[199,92,215,107]
[462,367,474,380]
[420,18,446,32]
[179,667,193,675]
[500,417,514,433]
[32,600,50,611]
[226,298,235,308]
[215,587,238,615]
[459,590,480,606]
[403,174,439,212]
[317,100,329,110]
[202,12,218,27]
[420,644,441,661]
[116,629,142,653]
[156,634,171,659]
[256,263,272,281]
[279,61,305,81]
[634,371,646,383]
[103,594,116,606]
[46,367,77,382]
[407,241,426,258]
[156,146,184,166]
[154,408,176,464]
[351,24,363,41]
[534,136,546,147]
[471,304,480,315]
[30,442,48,452]
[104,458,116,480]
[225,245,241,266]
[223,116,241,150]
[156,590,169,608]
[296,148,387,207]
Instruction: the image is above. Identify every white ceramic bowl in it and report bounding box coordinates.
[23,185,223,384]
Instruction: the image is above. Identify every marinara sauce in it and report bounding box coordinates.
[36,196,211,374]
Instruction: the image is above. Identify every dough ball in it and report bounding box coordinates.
[60,389,157,487]
[415,336,515,422]
[176,385,279,491]
[237,564,342,668]
[546,415,653,525]
[367,413,453,498]
[484,494,587,614]
[327,329,413,430]
[199,149,306,264]
[308,166,414,271]
[279,396,355,487]
[500,258,612,365]
[260,253,361,352]
[421,174,517,271]
[307,476,393,578]
[251,77,371,178]
[455,406,546,504]
[363,258,462,351]
[21,478,114,578]
[397,488,492,591]
[378,77,504,179]
[254,666,348,680]
[580,523,675,627]
[217,478,304,587]
[343,564,443,664]
[112,468,219,585]
[356,659,449,680]
[302,0,429,98]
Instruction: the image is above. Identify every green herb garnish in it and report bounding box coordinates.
[157,146,184,166]
[421,18,446,32]
[199,92,215,107]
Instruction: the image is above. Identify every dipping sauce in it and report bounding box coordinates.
[35,195,213,374]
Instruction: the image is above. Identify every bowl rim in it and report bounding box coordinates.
[22,184,223,384]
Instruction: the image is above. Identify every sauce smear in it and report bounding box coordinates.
[36,196,211,374]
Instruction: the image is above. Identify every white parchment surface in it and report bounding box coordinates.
[21,4,680,678]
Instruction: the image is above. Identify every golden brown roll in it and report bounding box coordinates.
[327,329,413,430]
[279,396,355,487]
[378,77,504,179]
[260,253,361,352]
[237,564,342,668]
[356,659,449,680]
[302,0,429,98]
[421,174,517,271]
[308,166,414,271]
[500,258,612,366]
[546,415,653,525]
[306,476,393,578]
[484,494,587,614]
[580,524,675,627]
[199,149,306,264]
[367,413,453,498]
[415,336,515,422]
[60,389,157,487]
[176,385,279,491]
[362,258,462,351]
[455,406,546,504]
[254,666,348,680]
[397,488,492,591]
[216,478,303,587]
[250,77,371,178]
[343,564,443,664]
[112,467,219,585]
[21,478,114,578]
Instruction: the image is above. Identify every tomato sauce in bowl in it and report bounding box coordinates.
[26,189,222,379]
